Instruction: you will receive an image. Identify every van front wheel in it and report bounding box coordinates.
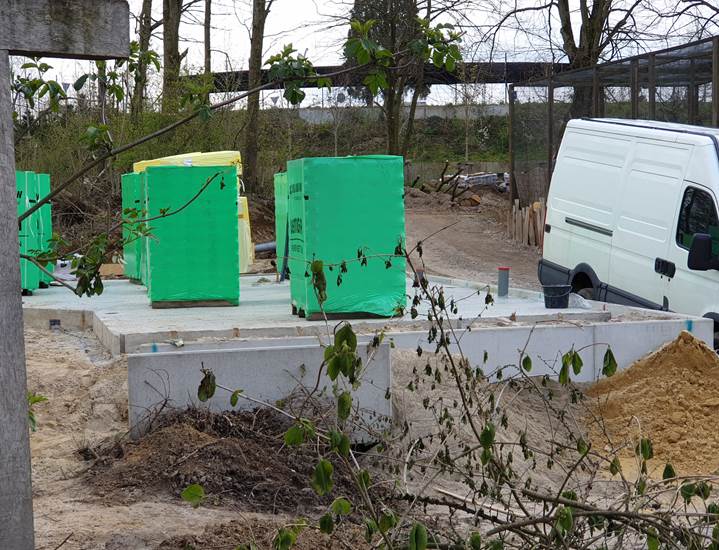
[577,287,594,300]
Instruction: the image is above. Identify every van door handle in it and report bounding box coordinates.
[654,258,676,278]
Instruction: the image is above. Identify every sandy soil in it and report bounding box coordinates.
[405,190,542,289]
[26,329,243,550]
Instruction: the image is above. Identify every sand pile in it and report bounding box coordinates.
[586,331,719,475]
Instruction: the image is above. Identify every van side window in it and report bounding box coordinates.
[676,187,719,255]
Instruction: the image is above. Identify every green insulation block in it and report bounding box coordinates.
[145,165,240,305]
[273,171,288,275]
[16,171,41,292]
[36,173,54,284]
[286,156,406,317]
[121,172,144,281]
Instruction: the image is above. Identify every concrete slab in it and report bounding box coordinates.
[128,342,392,440]
[22,275,614,354]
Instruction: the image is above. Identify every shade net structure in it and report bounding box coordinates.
[510,36,719,206]
[287,156,406,319]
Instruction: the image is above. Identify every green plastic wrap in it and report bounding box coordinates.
[273,172,288,275]
[121,172,143,281]
[145,165,240,305]
[36,173,54,284]
[287,156,406,317]
[16,171,41,292]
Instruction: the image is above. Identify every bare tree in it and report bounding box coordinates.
[131,0,153,119]
[162,0,183,111]
[243,0,275,192]
[475,0,719,117]
[204,0,212,76]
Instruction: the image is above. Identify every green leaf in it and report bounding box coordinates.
[273,527,298,550]
[479,422,495,449]
[576,437,589,455]
[378,511,397,533]
[636,438,654,460]
[609,456,621,476]
[230,389,243,407]
[556,506,573,535]
[602,347,618,377]
[647,530,659,550]
[662,463,676,481]
[180,484,205,508]
[197,369,216,402]
[696,480,711,500]
[319,513,334,534]
[335,323,357,352]
[284,425,305,446]
[73,74,89,91]
[409,523,428,550]
[468,533,482,550]
[329,429,351,457]
[521,355,532,372]
[681,482,696,503]
[331,497,352,515]
[571,351,583,375]
[558,362,570,385]
[311,459,334,496]
[358,469,371,491]
[337,392,352,421]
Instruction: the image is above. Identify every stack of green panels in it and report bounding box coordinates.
[16,171,41,292]
[36,173,54,285]
[144,165,240,305]
[273,171,288,275]
[287,156,406,317]
[121,172,144,281]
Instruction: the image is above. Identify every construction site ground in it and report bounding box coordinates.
[28,189,714,548]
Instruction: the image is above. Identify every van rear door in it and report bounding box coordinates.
[607,140,690,308]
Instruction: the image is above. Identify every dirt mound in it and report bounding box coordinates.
[404,187,459,211]
[85,408,360,515]
[248,195,276,244]
[586,331,719,475]
[157,517,364,550]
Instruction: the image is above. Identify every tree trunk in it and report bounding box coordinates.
[204,0,211,76]
[243,0,270,192]
[131,0,153,120]
[162,0,182,112]
[0,48,35,550]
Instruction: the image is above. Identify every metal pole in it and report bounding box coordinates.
[713,37,719,128]
[0,49,35,550]
[689,58,698,124]
[592,67,599,117]
[631,59,639,119]
[648,54,656,120]
[508,84,518,204]
[547,81,554,190]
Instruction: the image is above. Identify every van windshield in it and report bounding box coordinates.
[677,186,719,256]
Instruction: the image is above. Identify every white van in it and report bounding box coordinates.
[539,118,719,330]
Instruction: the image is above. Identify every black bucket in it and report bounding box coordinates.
[543,284,571,309]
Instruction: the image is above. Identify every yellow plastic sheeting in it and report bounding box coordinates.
[133,151,242,175]
[238,196,254,273]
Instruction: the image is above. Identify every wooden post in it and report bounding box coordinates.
[631,59,639,119]
[0,48,34,550]
[547,81,554,192]
[0,3,128,548]
[648,53,656,120]
[713,37,719,128]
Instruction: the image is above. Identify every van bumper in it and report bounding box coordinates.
[538,258,571,287]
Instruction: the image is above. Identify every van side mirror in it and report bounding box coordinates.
[688,233,717,271]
